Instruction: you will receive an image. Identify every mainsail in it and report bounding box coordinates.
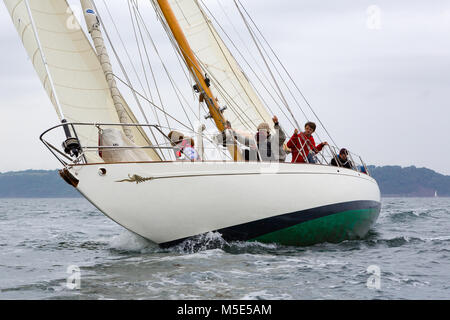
[4,0,161,161]
[152,0,273,133]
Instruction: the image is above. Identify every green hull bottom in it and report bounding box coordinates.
[250,208,381,246]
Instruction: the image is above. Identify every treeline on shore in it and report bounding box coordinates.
[368,165,449,197]
[0,170,80,198]
[0,166,449,198]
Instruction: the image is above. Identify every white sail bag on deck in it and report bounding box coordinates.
[99,128,153,163]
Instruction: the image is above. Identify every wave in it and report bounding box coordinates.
[103,230,279,255]
[105,228,450,255]
[384,205,450,221]
[170,232,280,255]
[360,234,450,248]
[385,210,433,222]
[362,236,421,247]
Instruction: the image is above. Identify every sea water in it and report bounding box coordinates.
[0,197,449,300]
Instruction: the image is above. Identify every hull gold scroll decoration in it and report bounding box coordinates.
[116,175,155,184]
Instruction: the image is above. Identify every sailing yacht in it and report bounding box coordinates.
[4,0,381,247]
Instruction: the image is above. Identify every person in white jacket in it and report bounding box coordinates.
[269,116,287,162]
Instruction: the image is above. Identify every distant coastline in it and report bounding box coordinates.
[0,170,81,198]
[367,165,449,198]
[0,166,449,198]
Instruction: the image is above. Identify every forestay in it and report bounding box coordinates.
[153,0,273,134]
[4,0,161,162]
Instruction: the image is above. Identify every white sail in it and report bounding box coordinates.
[153,0,273,133]
[4,0,161,161]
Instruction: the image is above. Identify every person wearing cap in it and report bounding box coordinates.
[168,131,200,161]
[287,122,328,163]
[168,131,184,146]
[255,116,286,162]
[330,148,354,169]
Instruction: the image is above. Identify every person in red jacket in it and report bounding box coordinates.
[287,122,328,163]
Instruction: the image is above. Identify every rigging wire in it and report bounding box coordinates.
[93,0,168,159]
[214,0,287,104]
[127,0,158,123]
[98,0,338,163]
[150,0,264,132]
[131,1,201,130]
[94,0,203,159]
[130,0,174,130]
[132,5,174,133]
[114,74,197,132]
[195,3,273,131]
[99,0,201,139]
[211,0,335,161]
[211,1,291,111]
[150,0,275,134]
[147,0,307,161]
[148,0,218,123]
[148,0,227,131]
[100,0,151,101]
[236,0,339,149]
[201,0,298,131]
[233,0,300,130]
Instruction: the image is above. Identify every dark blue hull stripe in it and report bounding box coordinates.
[160,200,381,248]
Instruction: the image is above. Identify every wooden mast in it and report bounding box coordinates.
[156,0,242,161]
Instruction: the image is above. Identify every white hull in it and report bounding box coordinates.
[65,162,381,246]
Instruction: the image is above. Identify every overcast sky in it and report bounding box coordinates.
[0,0,449,174]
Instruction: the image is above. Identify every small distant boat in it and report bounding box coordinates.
[435,190,438,198]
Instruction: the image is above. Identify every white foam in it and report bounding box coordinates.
[422,235,450,242]
[108,230,156,252]
[172,232,228,253]
[231,240,278,250]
